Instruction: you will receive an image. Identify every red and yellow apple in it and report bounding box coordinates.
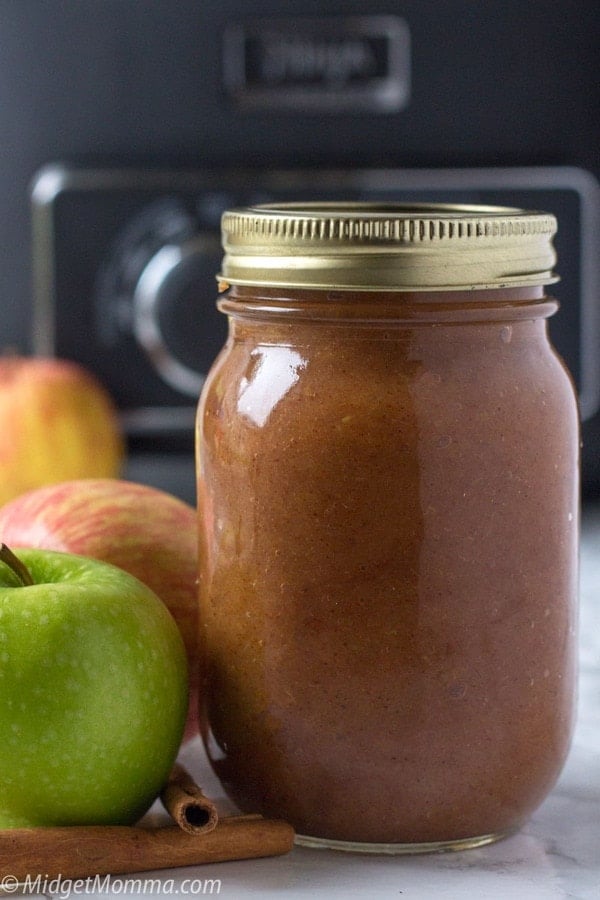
[0,478,199,741]
[0,355,124,505]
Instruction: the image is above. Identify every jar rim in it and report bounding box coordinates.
[219,202,559,292]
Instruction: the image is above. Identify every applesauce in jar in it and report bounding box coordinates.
[196,204,579,853]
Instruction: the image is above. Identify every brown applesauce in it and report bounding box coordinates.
[195,205,579,852]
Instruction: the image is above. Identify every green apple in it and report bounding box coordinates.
[0,478,199,742]
[0,544,188,828]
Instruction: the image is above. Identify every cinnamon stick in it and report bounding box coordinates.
[0,817,295,882]
[160,764,218,835]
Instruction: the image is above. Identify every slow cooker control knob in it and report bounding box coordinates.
[132,232,222,397]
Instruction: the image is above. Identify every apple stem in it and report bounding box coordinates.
[0,543,35,586]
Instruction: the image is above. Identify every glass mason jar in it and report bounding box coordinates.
[195,204,579,853]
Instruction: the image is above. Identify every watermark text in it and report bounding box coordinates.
[0,872,221,896]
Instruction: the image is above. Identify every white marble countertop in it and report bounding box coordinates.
[19,504,600,899]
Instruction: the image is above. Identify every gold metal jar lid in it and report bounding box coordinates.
[219,202,558,291]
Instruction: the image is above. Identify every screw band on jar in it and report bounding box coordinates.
[219,203,558,291]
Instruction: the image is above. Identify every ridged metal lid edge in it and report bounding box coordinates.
[219,203,559,291]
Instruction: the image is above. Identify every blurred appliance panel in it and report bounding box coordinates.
[31,164,599,434]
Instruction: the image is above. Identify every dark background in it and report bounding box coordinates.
[0,1,598,496]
